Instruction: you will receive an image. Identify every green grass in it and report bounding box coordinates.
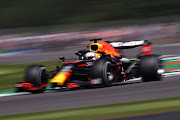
[0,0,180,28]
[0,61,62,92]
[0,97,179,120]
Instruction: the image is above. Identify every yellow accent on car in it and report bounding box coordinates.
[89,43,103,51]
[50,73,70,85]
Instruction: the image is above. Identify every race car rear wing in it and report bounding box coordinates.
[110,40,151,49]
[110,40,152,55]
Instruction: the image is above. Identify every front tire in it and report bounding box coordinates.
[25,65,48,93]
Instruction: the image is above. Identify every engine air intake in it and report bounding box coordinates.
[90,45,98,51]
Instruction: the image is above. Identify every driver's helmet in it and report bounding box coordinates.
[85,52,101,60]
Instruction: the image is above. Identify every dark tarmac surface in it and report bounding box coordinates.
[110,111,180,120]
[0,75,180,116]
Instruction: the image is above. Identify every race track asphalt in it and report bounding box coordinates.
[0,75,180,116]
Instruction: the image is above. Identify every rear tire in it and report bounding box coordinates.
[25,65,48,93]
[139,55,163,82]
[91,59,114,87]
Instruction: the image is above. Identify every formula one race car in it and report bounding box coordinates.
[15,38,164,93]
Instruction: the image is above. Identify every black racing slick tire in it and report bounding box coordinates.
[91,59,114,87]
[139,55,163,82]
[25,65,48,93]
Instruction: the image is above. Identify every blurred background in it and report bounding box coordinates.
[0,0,180,59]
[0,1,180,118]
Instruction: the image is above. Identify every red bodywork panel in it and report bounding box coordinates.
[64,61,80,64]
[18,83,48,91]
[141,45,152,55]
[77,64,86,67]
[66,83,80,88]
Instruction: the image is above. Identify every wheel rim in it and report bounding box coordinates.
[37,67,47,84]
[157,59,164,75]
[106,63,114,81]
[41,69,48,83]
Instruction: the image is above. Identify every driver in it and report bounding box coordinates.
[85,52,101,60]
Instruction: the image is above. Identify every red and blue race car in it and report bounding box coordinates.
[16,39,164,93]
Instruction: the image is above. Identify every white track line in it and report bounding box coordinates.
[163,72,180,77]
[0,92,30,97]
[160,55,179,58]
[161,56,180,60]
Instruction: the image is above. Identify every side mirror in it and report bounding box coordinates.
[59,56,65,62]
